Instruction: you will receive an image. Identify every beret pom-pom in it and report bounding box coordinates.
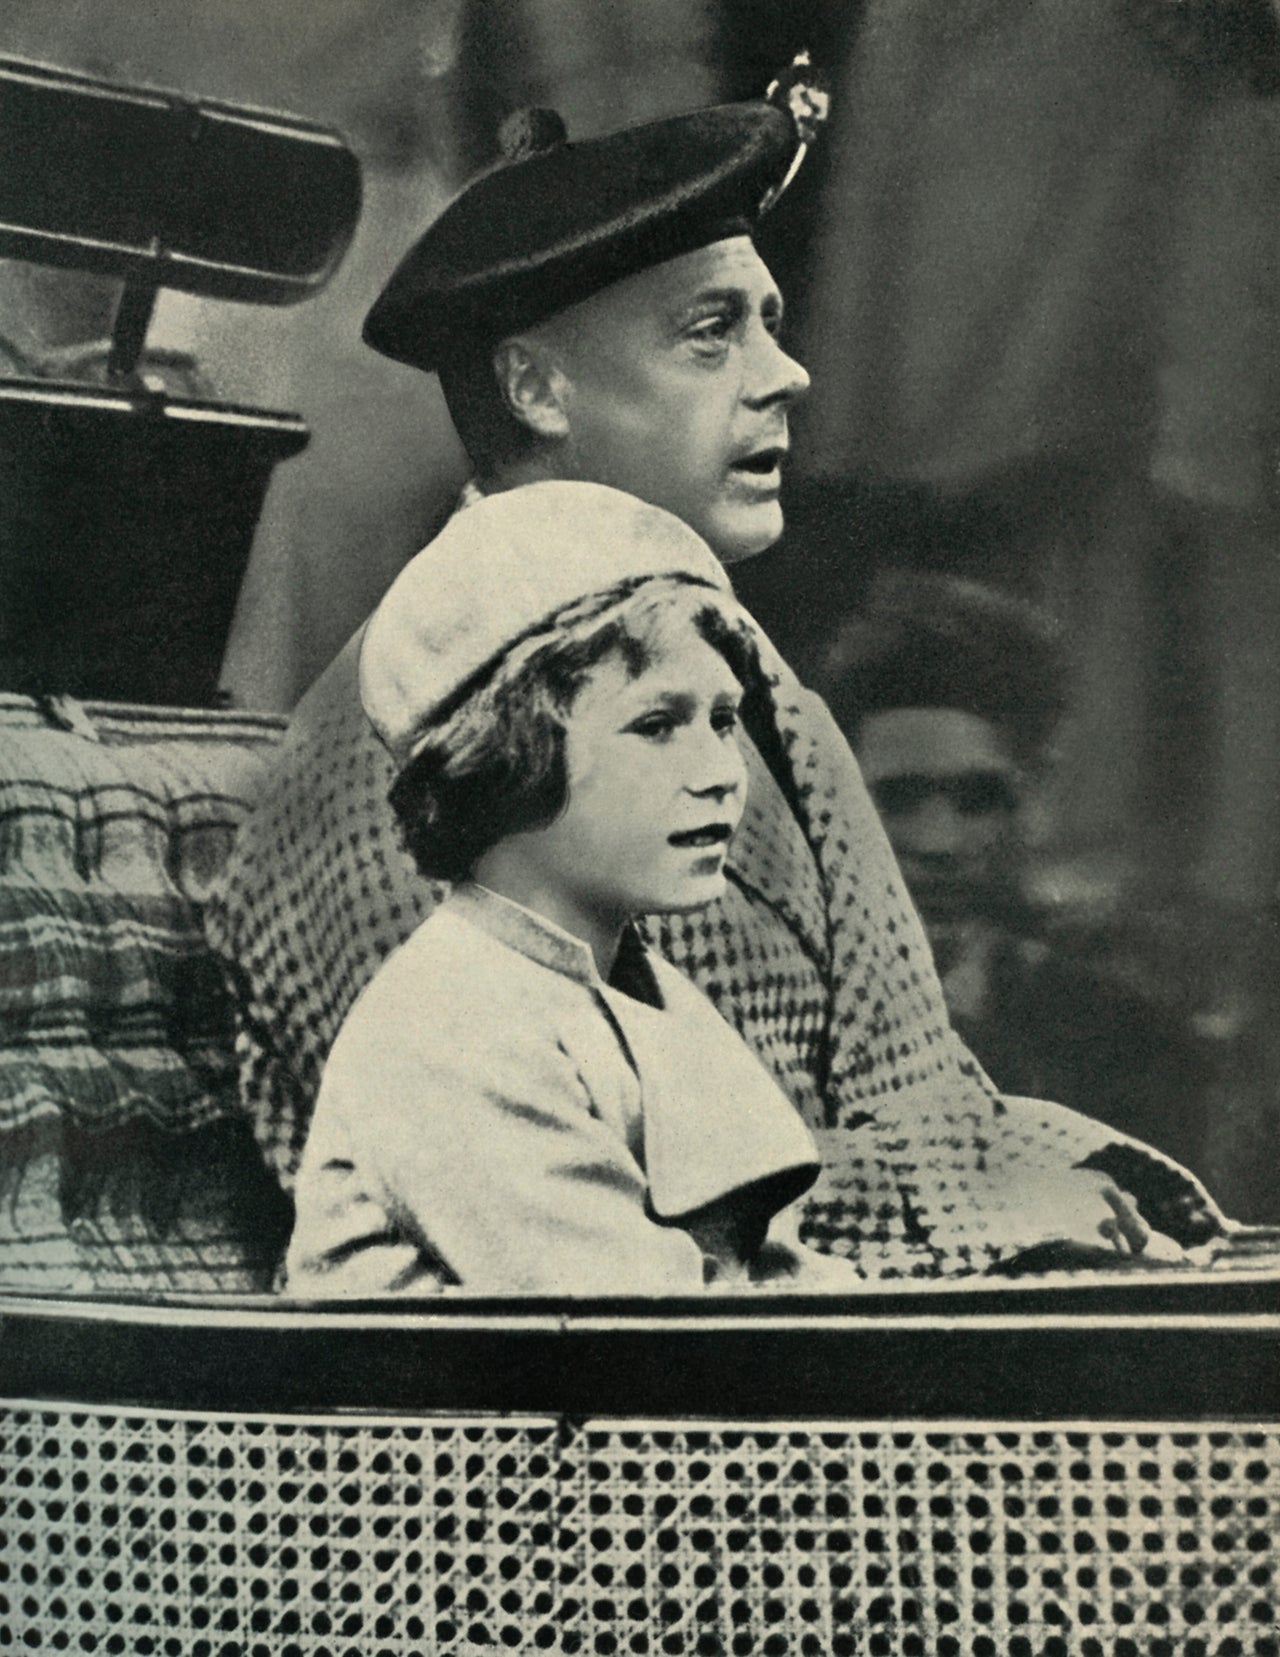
[498,107,569,163]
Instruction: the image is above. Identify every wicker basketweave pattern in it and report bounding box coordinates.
[2,1405,1276,1654]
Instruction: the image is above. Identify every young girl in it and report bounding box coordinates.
[284,482,849,1295]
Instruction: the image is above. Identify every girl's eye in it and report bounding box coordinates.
[629,713,675,740]
[711,705,741,735]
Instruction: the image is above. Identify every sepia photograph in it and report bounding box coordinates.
[0,2,1277,1652]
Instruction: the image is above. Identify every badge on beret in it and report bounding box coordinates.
[760,51,830,215]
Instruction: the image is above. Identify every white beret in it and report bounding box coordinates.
[359,480,733,770]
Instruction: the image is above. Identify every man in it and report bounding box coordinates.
[823,569,1216,1181]
[208,75,1223,1280]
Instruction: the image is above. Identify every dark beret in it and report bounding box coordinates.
[363,100,799,372]
[819,569,1069,765]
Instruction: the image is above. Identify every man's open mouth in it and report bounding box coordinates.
[668,824,734,848]
[909,877,991,924]
[731,445,785,475]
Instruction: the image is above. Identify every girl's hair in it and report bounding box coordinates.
[388,576,759,883]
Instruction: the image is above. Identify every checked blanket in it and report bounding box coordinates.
[0,697,289,1293]
[207,612,1222,1280]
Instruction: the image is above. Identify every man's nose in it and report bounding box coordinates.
[898,796,967,857]
[745,331,810,409]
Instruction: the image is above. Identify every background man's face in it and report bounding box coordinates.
[539,236,809,563]
[855,706,1022,940]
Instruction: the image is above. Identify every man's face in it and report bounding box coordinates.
[536,236,810,563]
[488,621,748,947]
[855,707,1022,938]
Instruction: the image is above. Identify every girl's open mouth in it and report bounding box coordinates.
[668,824,733,848]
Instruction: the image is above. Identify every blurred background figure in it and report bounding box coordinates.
[819,569,1219,1183]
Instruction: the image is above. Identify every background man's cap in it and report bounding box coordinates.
[363,97,803,372]
[360,480,734,770]
[818,569,1068,766]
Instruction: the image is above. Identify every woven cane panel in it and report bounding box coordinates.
[565,1426,1279,1657]
[1,1405,1277,1655]
[0,1408,562,1653]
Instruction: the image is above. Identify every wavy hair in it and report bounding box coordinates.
[389,575,759,883]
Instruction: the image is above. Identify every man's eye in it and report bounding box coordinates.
[870,776,929,817]
[711,705,741,735]
[870,773,1016,817]
[954,774,1017,815]
[687,313,732,345]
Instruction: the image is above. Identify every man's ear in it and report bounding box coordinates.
[493,337,571,441]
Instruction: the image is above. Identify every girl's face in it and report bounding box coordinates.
[476,621,748,960]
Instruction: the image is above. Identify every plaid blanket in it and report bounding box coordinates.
[0,696,290,1292]
[207,625,1223,1280]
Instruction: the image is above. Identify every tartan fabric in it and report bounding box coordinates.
[207,625,1222,1280]
[0,696,290,1291]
